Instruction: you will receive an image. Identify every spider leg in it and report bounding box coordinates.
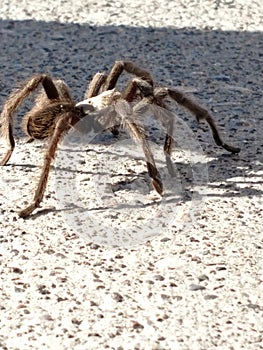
[158,87,241,154]
[0,121,15,166]
[53,79,74,102]
[119,76,176,178]
[42,76,61,100]
[163,119,176,177]
[25,137,35,143]
[19,111,75,218]
[103,76,154,138]
[103,61,154,91]
[122,78,177,177]
[85,72,107,98]
[103,60,154,137]
[93,61,154,138]
[115,100,163,195]
[122,77,154,101]
[0,75,61,165]
[136,96,177,177]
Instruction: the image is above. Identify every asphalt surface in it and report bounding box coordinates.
[0,1,262,349]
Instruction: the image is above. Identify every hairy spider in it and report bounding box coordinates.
[0,61,240,218]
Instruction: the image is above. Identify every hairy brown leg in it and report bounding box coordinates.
[103,60,154,91]
[0,75,61,165]
[99,62,154,137]
[125,120,163,195]
[42,76,61,100]
[83,72,122,135]
[26,137,35,143]
[163,87,240,154]
[19,112,74,218]
[54,80,74,102]
[122,77,176,179]
[123,80,177,177]
[85,72,107,99]
[148,103,177,177]
[0,124,15,166]
[115,100,163,195]
[122,77,154,101]
[163,120,176,177]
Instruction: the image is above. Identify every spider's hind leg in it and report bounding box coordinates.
[166,87,240,154]
[42,75,61,100]
[0,122,15,166]
[0,75,62,165]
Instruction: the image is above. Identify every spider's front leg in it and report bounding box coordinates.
[128,120,163,196]
[103,60,154,91]
[84,72,107,99]
[19,112,75,218]
[122,79,178,177]
[115,100,163,196]
[101,61,155,138]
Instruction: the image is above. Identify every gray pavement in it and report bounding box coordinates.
[0,1,262,349]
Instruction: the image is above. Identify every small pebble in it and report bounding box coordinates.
[204,294,218,300]
[198,274,209,282]
[189,284,206,291]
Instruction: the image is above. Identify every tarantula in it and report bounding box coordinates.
[0,60,240,218]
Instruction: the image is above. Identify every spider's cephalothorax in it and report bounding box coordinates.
[0,61,240,218]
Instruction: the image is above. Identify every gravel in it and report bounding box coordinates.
[0,1,262,349]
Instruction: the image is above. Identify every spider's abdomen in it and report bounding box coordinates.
[22,102,77,140]
[25,112,57,140]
